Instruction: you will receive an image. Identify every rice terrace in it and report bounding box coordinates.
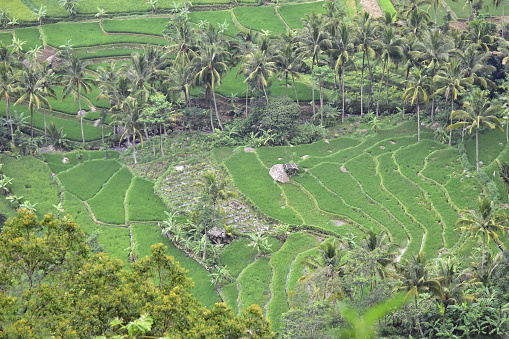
[1,0,509,337]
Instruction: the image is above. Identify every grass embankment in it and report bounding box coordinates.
[0,155,59,217]
[58,159,121,200]
[88,167,133,224]
[267,232,319,332]
[126,177,168,221]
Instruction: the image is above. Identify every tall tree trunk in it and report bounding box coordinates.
[212,89,223,131]
[291,73,299,105]
[78,83,85,145]
[476,127,479,172]
[159,124,164,158]
[311,63,316,118]
[341,73,345,123]
[132,134,137,165]
[417,103,421,142]
[360,52,366,116]
[5,95,13,142]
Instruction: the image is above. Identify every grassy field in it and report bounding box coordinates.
[233,6,289,36]
[189,10,240,38]
[0,155,60,217]
[102,17,169,36]
[87,167,133,224]
[42,22,167,48]
[0,0,35,21]
[58,159,121,200]
[126,176,168,221]
[277,2,326,29]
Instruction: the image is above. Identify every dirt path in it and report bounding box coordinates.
[359,0,383,18]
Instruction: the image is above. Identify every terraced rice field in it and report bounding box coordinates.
[218,121,487,259]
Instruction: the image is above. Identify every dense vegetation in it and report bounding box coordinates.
[1,0,509,337]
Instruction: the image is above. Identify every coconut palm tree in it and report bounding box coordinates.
[197,171,237,260]
[239,48,277,103]
[112,97,144,165]
[58,0,81,17]
[0,64,18,142]
[403,67,431,142]
[375,24,405,116]
[164,12,196,67]
[274,40,303,103]
[447,88,503,171]
[456,44,496,90]
[14,63,56,138]
[455,196,509,252]
[433,59,471,144]
[247,232,272,260]
[192,43,228,131]
[61,54,96,145]
[298,12,330,117]
[411,29,452,121]
[354,11,379,116]
[333,22,354,123]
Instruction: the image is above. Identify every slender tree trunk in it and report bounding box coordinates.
[159,124,164,158]
[5,95,13,142]
[43,108,47,137]
[212,89,223,131]
[476,127,479,172]
[360,52,366,116]
[311,63,316,118]
[449,99,453,146]
[341,74,345,123]
[376,60,387,117]
[285,73,289,98]
[30,106,34,138]
[245,86,249,118]
[132,134,137,165]
[78,84,85,145]
[417,103,421,142]
[291,73,299,105]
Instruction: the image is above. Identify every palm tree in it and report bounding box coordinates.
[333,22,354,123]
[447,88,503,171]
[61,54,96,145]
[0,64,18,142]
[58,0,81,17]
[247,232,272,260]
[239,48,277,103]
[36,6,47,26]
[354,12,379,116]
[164,12,196,67]
[433,59,470,144]
[396,252,443,308]
[14,63,56,138]
[403,67,431,142]
[192,43,228,131]
[112,97,144,165]
[274,41,303,103]
[299,12,330,117]
[375,24,405,116]
[456,44,496,90]
[411,29,452,121]
[455,196,509,252]
[197,171,237,260]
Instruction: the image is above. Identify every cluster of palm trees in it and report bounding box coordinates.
[2,1,509,158]
[293,195,509,336]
